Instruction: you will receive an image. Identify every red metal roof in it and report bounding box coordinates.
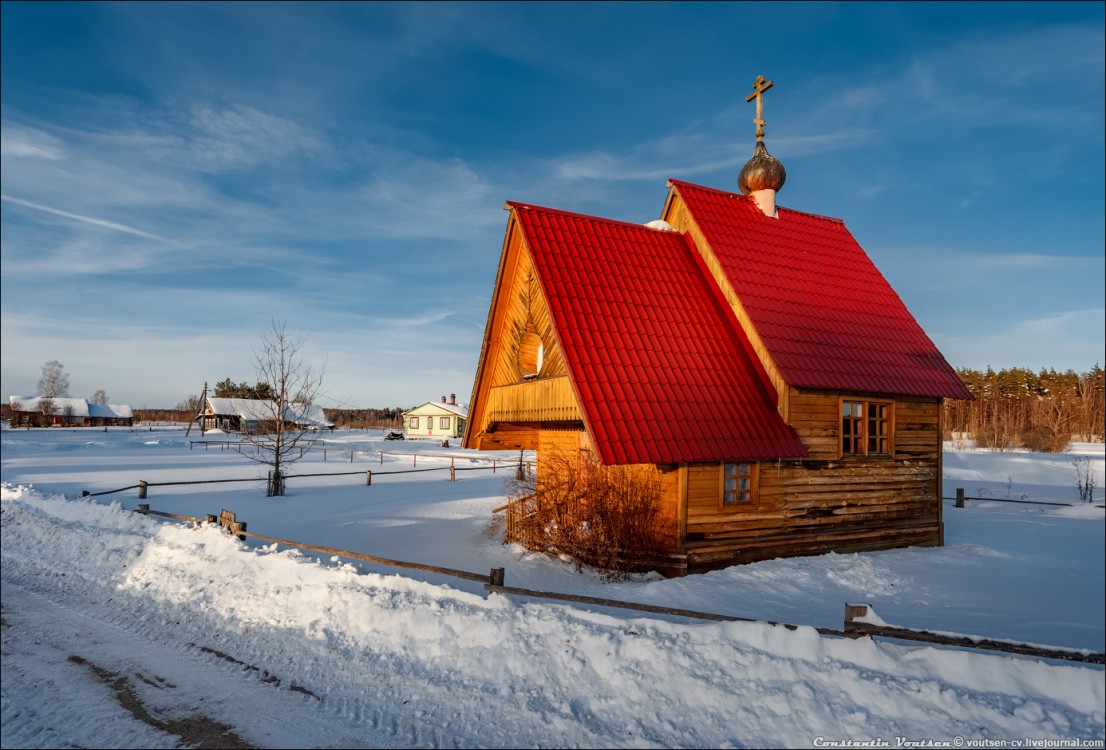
[669,180,973,400]
[508,201,807,466]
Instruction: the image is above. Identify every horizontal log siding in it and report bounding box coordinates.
[681,390,943,571]
[488,377,582,424]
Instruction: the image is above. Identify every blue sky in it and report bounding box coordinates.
[2,1,1103,410]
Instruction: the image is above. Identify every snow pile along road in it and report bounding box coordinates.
[2,484,1103,749]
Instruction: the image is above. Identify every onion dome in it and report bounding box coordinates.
[738,140,787,195]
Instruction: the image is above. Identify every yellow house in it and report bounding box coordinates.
[403,395,468,439]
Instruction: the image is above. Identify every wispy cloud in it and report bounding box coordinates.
[935,308,1106,371]
[357,156,502,239]
[1,194,181,244]
[0,123,66,159]
[181,104,329,173]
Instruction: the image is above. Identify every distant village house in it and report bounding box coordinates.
[201,397,334,433]
[403,394,469,439]
[8,396,135,427]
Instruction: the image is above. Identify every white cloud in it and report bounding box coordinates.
[182,103,328,172]
[0,123,66,160]
[358,157,501,239]
[933,308,1106,372]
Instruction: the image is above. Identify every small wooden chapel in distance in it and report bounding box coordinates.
[463,76,973,575]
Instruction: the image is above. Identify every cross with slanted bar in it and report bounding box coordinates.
[745,75,774,141]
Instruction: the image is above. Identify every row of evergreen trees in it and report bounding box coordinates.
[942,365,1104,451]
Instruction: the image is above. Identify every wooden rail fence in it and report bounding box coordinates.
[84,458,525,499]
[130,502,1106,667]
[843,603,1104,665]
[949,487,1102,508]
[188,440,535,472]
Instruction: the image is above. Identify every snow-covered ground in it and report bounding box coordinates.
[2,425,1103,748]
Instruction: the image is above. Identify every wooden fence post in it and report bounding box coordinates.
[365,470,372,486]
[138,480,148,499]
[844,603,869,627]
[955,488,965,508]
[489,568,505,587]
[137,504,150,514]
[450,464,456,482]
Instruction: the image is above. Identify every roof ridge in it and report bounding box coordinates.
[666,178,847,226]
[505,200,675,234]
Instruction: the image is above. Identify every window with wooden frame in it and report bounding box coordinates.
[721,462,758,508]
[840,399,893,456]
[439,416,450,429]
[410,416,420,429]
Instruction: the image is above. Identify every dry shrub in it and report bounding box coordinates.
[503,449,673,581]
[1020,425,1066,453]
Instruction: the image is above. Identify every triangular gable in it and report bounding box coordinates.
[507,202,806,465]
[664,180,972,400]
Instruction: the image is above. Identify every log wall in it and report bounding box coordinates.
[681,389,944,572]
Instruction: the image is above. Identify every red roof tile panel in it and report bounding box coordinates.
[669,180,972,400]
[508,201,807,466]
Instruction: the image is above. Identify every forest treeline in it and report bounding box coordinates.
[942,365,1104,451]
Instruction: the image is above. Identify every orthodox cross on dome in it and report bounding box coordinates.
[745,75,774,142]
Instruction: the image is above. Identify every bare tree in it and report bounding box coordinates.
[61,403,77,426]
[38,397,56,428]
[230,320,326,496]
[38,361,70,398]
[9,397,28,428]
[90,390,109,405]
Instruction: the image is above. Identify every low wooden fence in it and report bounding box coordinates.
[843,603,1103,665]
[130,502,1106,667]
[948,487,1100,508]
[83,456,525,499]
[188,440,534,471]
